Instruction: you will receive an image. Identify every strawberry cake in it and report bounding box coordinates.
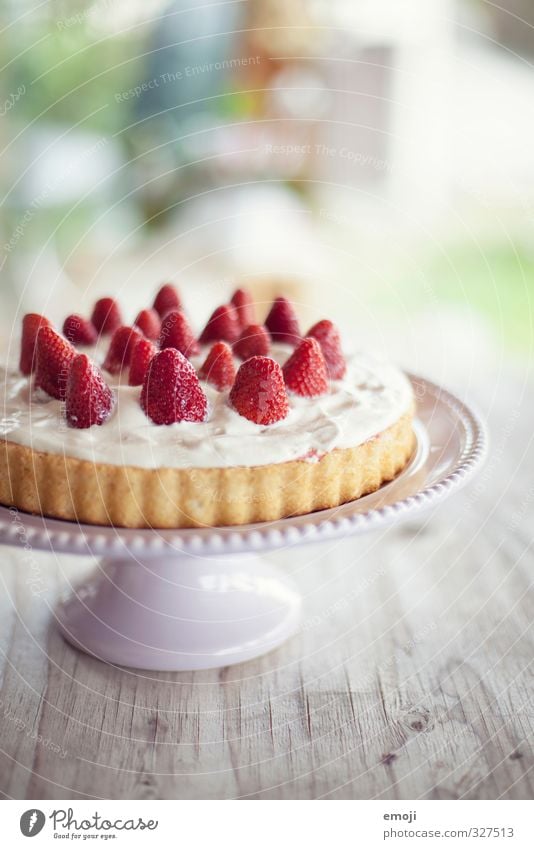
[0,286,415,528]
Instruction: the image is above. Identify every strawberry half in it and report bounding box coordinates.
[141,348,208,425]
[34,326,76,399]
[230,288,255,329]
[103,325,144,375]
[153,283,181,318]
[63,314,97,346]
[129,337,157,386]
[198,342,236,391]
[264,296,301,346]
[198,304,240,345]
[233,324,271,361]
[65,354,115,429]
[230,356,289,425]
[283,337,329,397]
[134,308,161,341]
[159,310,199,357]
[91,297,122,335]
[306,319,346,380]
[19,313,52,375]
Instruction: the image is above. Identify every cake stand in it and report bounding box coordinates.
[0,375,487,671]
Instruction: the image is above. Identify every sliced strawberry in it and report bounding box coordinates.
[230,288,256,329]
[152,283,181,318]
[282,337,329,397]
[103,325,144,375]
[159,310,199,357]
[134,308,161,341]
[199,304,240,344]
[198,342,236,391]
[65,354,115,429]
[63,314,97,346]
[230,356,289,425]
[129,337,158,386]
[34,326,76,399]
[141,348,208,425]
[91,297,122,335]
[306,319,346,380]
[19,313,52,375]
[264,296,301,346]
[233,324,271,361]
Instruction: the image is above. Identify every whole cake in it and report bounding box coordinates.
[0,286,415,528]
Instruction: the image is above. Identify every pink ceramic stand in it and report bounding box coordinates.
[55,553,301,670]
[0,376,487,671]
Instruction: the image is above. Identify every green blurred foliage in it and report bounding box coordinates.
[410,244,534,353]
[1,16,144,135]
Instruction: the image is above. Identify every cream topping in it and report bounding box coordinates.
[0,345,413,469]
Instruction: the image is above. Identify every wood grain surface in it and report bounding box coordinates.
[0,375,533,800]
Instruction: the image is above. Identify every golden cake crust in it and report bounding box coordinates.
[0,409,415,528]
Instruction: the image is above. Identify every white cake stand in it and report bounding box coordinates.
[0,375,487,671]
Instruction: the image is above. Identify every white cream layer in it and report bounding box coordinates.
[0,345,413,469]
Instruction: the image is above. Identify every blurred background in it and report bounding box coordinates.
[1,0,533,390]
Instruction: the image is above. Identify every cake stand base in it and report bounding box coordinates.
[56,553,301,671]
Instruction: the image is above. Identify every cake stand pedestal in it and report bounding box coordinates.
[56,553,300,670]
[0,376,487,671]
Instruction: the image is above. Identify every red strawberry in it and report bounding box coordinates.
[198,342,236,391]
[19,313,52,375]
[307,319,346,380]
[91,297,122,335]
[65,354,115,429]
[264,296,300,346]
[141,348,208,425]
[103,325,144,375]
[283,337,329,397]
[233,324,271,361]
[129,337,157,386]
[159,310,199,357]
[230,288,255,328]
[134,308,161,341]
[153,283,181,318]
[34,326,76,399]
[63,314,97,346]
[230,356,289,425]
[199,304,240,344]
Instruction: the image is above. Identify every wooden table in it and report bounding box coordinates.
[1,372,533,800]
